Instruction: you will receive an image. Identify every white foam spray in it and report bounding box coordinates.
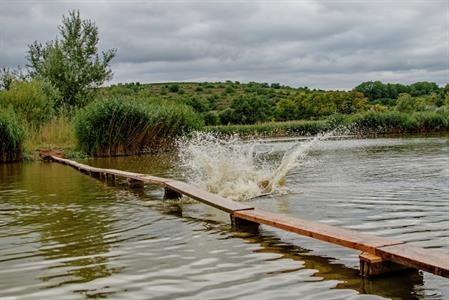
[177,131,334,201]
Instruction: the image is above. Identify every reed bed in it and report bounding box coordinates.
[205,119,329,137]
[205,111,449,137]
[0,109,25,162]
[74,98,203,156]
[348,111,449,134]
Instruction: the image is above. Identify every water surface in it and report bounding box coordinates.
[0,136,448,299]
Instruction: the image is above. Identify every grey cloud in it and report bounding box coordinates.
[0,0,447,89]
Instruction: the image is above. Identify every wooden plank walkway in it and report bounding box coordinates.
[234,209,449,278]
[48,155,449,279]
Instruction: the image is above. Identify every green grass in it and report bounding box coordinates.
[22,114,78,160]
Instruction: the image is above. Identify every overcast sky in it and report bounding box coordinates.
[0,0,448,89]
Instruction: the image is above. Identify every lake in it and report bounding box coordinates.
[1,135,448,299]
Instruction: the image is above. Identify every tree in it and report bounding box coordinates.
[27,10,116,107]
[409,82,439,97]
[396,93,415,112]
[0,67,28,90]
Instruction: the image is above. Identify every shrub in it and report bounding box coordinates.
[74,98,203,156]
[219,108,237,125]
[183,96,209,112]
[0,79,58,127]
[414,111,449,131]
[203,111,219,125]
[168,84,180,93]
[396,93,415,112]
[229,95,272,124]
[0,108,25,162]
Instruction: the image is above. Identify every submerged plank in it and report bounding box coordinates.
[50,155,253,213]
[233,209,403,253]
[165,180,254,213]
[50,156,169,186]
[376,244,449,278]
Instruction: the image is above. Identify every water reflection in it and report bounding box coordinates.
[0,162,119,296]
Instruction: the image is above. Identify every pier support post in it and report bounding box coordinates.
[127,178,144,189]
[230,214,259,232]
[163,188,182,200]
[359,252,410,277]
[79,168,89,174]
[90,171,100,179]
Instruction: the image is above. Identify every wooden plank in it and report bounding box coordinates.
[376,244,449,278]
[233,209,403,253]
[51,156,169,186]
[165,180,254,213]
[101,169,168,186]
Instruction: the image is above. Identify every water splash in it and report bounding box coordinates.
[177,132,333,201]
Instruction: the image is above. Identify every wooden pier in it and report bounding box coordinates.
[48,154,449,279]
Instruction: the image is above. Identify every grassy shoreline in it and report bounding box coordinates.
[13,111,447,162]
[205,111,449,137]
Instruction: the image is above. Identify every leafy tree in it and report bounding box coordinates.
[409,82,439,97]
[355,81,409,102]
[396,93,415,112]
[27,10,116,107]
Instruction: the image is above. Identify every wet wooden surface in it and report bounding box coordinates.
[376,244,449,278]
[233,209,404,253]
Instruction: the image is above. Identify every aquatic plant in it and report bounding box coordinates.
[205,119,330,137]
[74,97,203,156]
[349,111,449,133]
[206,111,449,137]
[0,108,25,163]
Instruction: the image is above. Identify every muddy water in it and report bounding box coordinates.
[0,136,448,299]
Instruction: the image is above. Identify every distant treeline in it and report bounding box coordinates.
[99,80,449,126]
